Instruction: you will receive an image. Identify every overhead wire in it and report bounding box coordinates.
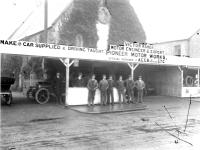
[7,0,43,40]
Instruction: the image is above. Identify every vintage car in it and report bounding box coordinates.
[26,80,65,104]
[1,77,15,105]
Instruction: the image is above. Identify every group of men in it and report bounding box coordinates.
[87,74,145,106]
[54,72,145,106]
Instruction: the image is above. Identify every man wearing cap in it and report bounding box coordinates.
[87,74,98,106]
[135,76,145,103]
[99,74,109,105]
[116,75,126,104]
[107,75,115,105]
[125,75,135,103]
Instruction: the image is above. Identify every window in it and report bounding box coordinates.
[174,45,181,56]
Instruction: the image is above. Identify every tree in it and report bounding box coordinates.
[107,0,146,45]
[58,0,146,47]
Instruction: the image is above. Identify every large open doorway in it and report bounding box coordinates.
[134,64,182,97]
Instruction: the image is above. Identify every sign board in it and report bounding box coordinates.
[109,41,166,64]
[73,59,79,67]
[1,40,200,67]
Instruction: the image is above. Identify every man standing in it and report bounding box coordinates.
[99,74,109,105]
[126,75,135,103]
[107,75,115,105]
[55,72,62,103]
[87,74,98,106]
[116,75,126,104]
[135,76,145,103]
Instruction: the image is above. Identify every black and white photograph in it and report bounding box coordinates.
[0,0,200,149]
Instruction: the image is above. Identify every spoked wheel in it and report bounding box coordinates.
[6,94,12,105]
[35,88,49,104]
[2,93,12,106]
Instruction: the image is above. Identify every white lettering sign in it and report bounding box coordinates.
[0,40,200,67]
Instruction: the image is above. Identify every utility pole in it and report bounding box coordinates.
[44,0,48,43]
[42,0,48,72]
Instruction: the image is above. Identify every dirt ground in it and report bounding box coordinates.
[1,92,200,150]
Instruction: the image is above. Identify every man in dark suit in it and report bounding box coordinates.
[107,75,115,105]
[99,74,109,105]
[87,74,98,106]
[55,72,62,102]
[125,75,135,103]
[135,76,145,103]
[116,75,126,104]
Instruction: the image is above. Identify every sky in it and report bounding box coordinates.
[0,0,200,43]
[131,0,200,43]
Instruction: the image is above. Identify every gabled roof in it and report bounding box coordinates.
[188,28,200,39]
[153,38,188,45]
[153,28,200,45]
[10,0,72,40]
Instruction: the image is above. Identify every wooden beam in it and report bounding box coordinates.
[59,58,74,67]
[69,60,75,67]
[127,62,133,69]
[127,63,139,80]
[178,66,183,88]
[59,58,74,106]
[65,58,70,106]
[198,69,200,87]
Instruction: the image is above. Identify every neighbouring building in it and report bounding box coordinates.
[153,28,200,97]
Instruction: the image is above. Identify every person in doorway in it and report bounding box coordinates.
[87,74,98,106]
[116,75,126,104]
[99,74,109,105]
[125,75,135,103]
[135,76,145,103]
[54,72,63,103]
[107,75,115,105]
[74,73,85,87]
